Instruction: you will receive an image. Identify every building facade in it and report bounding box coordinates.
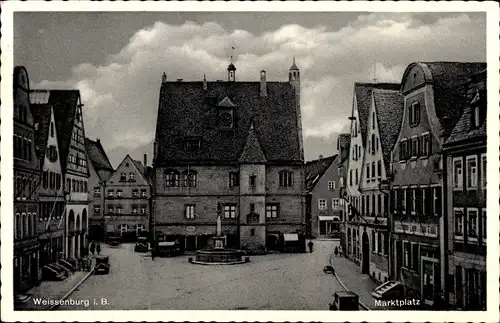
[85,138,114,241]
[389,62,485,306]
[336,133,351,253]
[29,102,65,270]
[104,154,150,240]
[305,155,344,238]
[33,90,91,259]
[344,82,399,266]
[443,69,486,310]
[13,66,41,293]
[153,60,306,252]
[357,89,403,283]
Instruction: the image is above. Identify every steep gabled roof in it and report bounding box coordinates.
[29,104,52,160]
[338,133,351,163]
[85,138,114,172]
[239,122,267,163]
[354,82,400,143]
[155,81,301,164]
[404,62,487,139]
[373,89,404,173]
[446,69,487,146]
[31,90,81,169]
[304,155,337,192]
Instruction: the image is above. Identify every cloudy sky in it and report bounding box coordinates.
[14,12,486,167]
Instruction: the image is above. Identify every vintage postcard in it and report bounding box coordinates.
[1,1,499,322]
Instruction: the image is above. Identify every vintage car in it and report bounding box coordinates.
[157,241,181,257]
[94,255,110,275]
[42,265,66,281]
[59,259,77,272]
[329,291,360,311]
[106,236,122,247]
[134,237,150,252]
[47,263,71,276]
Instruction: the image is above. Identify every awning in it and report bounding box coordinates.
[318,215,340,222]
[283,233,299,241]
[158,241,176,247]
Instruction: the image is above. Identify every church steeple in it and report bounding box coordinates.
[228,47,236,82]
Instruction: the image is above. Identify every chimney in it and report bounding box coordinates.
[260,70,267,97]
[96,137,100,143]
[144,154,147,167]
[162,72,167,84]
[319,154,323,160]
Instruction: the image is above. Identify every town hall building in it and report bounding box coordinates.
[152,59,306,252]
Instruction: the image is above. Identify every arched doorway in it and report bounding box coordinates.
[68,210,75,258]
[266,233,280,251]
[347,228,351,256]
[81,210,88,256]
[362,230,369,274]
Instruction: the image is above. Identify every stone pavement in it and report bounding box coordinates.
[16,258,96,311]
[328,252,385,310]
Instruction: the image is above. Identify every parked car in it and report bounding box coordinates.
[329,291,360,310]
[59,259,77,272]
[65,258,79,269]
[42,265,65,281]
[48,263,71,276]
[107,235,122,247]
[94,255,110,275]
[135,237,150,252]
[157,241,181,257]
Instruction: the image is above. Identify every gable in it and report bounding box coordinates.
[107,155,149,185]
[43,109,63,173]
[218,96,236,107]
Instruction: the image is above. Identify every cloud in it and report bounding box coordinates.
[31,13,486,165]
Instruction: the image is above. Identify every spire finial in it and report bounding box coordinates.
[373,62,377,84]
[293,56,296,65]
[231,46,235,64]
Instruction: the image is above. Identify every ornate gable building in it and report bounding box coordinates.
[32,90,90,259]
[153,60,305,252]
[389,62,485,306]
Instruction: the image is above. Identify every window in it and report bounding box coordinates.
[116,206,122,214]
[377,161,381,178]
[371,162,375,180]
[481,153,486,189]
[165,170,180,187]
[120,224,128,235]
[108,205,114,214]
[129,172,135,181]
[421,133,431,156]
[411,137,419,157]
[371,134,376,153]
[471,105,481,129]
[466,155,478,189]
[372,231,376,252]
[185,205,195,219]
[94,206,100,214]
[332,198,340,209]
[399,140,407,160]
[433,187,442,216]
[136,224,145,233]
[120,172,127,181]
[453,157,463,189]
[56,174,61,190]
[328,181,335,191]
[378,233,383,255]
[318,199,327,210]
[383,234,388,256]
[409,102,420,126]
[372,112,375,129]
[377,194,382,215]
[94,187,101,197]
[183,170,197,187]
[43,171,48,189]
[250,228,255,236]
[467,209,478,241]
[116,189,123,197]
[454,208,464,239]
[349,170,353,186]
[339,177,344,187]
[185,139,201,151]
[366,165,370,180]
[371,194,375,216]
[67,179,71,192]
[140,205,147,214]
[141,189,147,197]
[250,203,255,213]
[50,123,54,137]
[279,171,294,187]
[249,175,256,188]
[355,169,358,185]
[481,209,486,243]
[403,242,410,268]
[131,206,137,214]
[132,189,139,197]
[229,172,239,187]
[108,190,114,197]
[265,204,279,218]
[224,205,237,219]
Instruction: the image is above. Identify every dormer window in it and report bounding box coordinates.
[165,170,180,187]
[182,170,197,187]
[470,90,485,129]
[185,138,201,151]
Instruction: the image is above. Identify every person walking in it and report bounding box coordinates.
[96,243,101,255]
[334,246,339,257]
[338,245,344,257]
[89,242,95,256]
[307,240,314,253]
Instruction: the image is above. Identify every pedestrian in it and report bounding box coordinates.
[96,243,101,255]
[339,245,344,257]
[90,242,95,256]
[307,240,314,253]
[334,246,339,257]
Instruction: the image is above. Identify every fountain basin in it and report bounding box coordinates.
[191,248,249,265]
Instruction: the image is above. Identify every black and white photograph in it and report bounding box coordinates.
[1,1,499,322]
